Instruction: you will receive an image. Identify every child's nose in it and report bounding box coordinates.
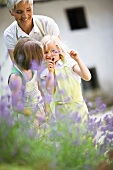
[47,52,52,57]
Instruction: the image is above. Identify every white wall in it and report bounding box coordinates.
[0,7,14,95]
[0,0,113,95]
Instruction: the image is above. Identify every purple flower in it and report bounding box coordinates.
[100,126,108,132]
[71,111,78,121]
[100,103,106,113]
[37,115,45,124]
[95,97,103,108]
[0,98,10,117]
[87,102,93,108]
[106,133,113,140]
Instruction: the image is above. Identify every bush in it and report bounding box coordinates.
[0,95,108,170]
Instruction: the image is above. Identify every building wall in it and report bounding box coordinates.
[0,0,113,95]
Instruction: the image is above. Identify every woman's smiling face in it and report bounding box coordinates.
[10,1,33,31]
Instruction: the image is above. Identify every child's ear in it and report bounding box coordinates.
[59,50,64,57]
[59,54,62,59]
[59,54,65,62]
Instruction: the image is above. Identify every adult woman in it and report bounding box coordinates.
[4,0,60,62]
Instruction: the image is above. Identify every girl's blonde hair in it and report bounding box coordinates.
[14,38,43,70]
[41,35,67,61]
[6,0,33,11]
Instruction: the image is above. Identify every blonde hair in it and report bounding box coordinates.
[6,0,33,11]
[14,38,43,70]
[41,35,67,61]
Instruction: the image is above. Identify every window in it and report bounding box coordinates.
[82,67,100,91]
[66,7,88,30]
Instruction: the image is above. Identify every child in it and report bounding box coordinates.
[8,38,46,127]
[40,35,91,122]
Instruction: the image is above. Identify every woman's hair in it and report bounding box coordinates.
[14,38,44,70]
[6,0,33,11]
[41,35,67,61]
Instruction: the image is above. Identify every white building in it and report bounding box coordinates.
[0,0,113,104]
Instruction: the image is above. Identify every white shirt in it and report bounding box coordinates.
[40,56,81,84]
[4,15,60,50]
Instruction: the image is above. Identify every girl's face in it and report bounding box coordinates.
[44,42,60,63]
[10,1,33,31]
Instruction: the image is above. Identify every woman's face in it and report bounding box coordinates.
[10,1,33,31]
[44,42,60,63]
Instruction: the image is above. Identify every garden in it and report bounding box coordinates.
[0,93,113,170]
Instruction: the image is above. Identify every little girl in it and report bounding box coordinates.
[8,38,46,127]
[40,35,91,122]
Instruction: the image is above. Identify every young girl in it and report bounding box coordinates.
[8,38,46,127]
[40,35,91,122]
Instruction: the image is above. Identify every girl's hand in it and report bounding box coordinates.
[68,49,79,61]
[47,58,55,72]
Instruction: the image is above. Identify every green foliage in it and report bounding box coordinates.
[0,108,105,170]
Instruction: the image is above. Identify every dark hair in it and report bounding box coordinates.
[14,38,44,70]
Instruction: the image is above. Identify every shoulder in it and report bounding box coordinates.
[65,55,77,67]
[4,21,17,49]
[34,15,59,35]
[10,66,22,76]
[4,21,17,36]
[9,73,22,90]
[9,73,22,82]
[33,15,59,36]
[34,15,55,23]
[8,67,22,83]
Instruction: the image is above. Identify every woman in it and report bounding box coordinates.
[4,0,60,62]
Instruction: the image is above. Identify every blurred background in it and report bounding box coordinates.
[0,0,113,106]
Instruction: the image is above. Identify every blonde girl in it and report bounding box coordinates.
[40,35,91,122]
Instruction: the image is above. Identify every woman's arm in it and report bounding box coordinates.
[68,50,91,81]
[8,49,14,63]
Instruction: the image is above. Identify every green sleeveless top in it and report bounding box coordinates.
[8,66,23,84]
[8,66,45,115]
